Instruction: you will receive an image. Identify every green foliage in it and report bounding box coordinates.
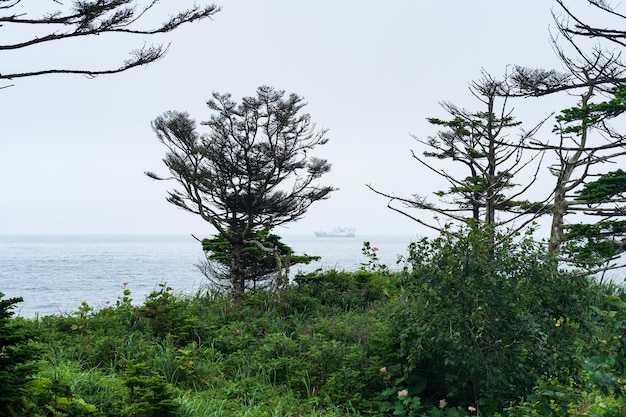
[380,388,424,416]
[202,228,318,267]
[506,290,626,416]
[24,370,99,417]
[555,84,626,134]
[135,283,199,341]
[383,226,591,415]
[201,228,320,291]
[295,269,389,311]
[0,292,41,416]
[409,87,544,230]
[575,169,626,204]
[379,366,478,417]
[122,360,180,417]
[9,247,622,416]
[561,169,626,270]
[563,220,626,269]
[19,275,399,416]
[360,241,391,275]
[424,112,522,214]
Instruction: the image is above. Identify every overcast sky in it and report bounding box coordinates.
[1,1,592,236]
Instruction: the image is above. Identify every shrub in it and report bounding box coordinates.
[134,284,204,344]
[121,360,180,417]
[294,269,388,311]
[505,289,626,416]
[382,226,593,415]
[24,365,101,417]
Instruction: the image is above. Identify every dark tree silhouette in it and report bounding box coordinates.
[510,0,626,96]
[0,0,220,86]
[555,0,626,48]
[147,86,335,305]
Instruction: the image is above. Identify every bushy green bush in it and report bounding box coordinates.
[380,226,593,415]
[505,289,626,416]
[294,269,389,311]
[23,364,103,417]
[135,284,200,341]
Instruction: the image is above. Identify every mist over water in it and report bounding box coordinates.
[0,234,415,318]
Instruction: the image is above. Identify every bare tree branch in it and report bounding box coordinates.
[0,1,220,82]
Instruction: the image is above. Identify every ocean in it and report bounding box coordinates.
[0,234,415,318]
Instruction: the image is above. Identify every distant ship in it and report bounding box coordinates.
[314,227,356,238]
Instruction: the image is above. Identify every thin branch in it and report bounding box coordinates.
[0,1,220,81]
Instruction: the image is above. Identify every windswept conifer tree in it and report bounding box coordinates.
[509,7,626,272]
[147,86,334,305]
[369,72,547,235]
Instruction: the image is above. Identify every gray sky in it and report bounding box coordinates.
[1,1,577,236]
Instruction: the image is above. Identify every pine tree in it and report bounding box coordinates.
[0,293,41,416]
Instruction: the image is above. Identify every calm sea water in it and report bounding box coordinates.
[0,234,415,318]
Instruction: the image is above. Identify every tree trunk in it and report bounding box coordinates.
[549,185,567,254]
[230,243,245,306]
[548,87,592,255]
[485,96,497,226]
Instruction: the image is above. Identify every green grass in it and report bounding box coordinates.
[17,272,390,416]
[9,263,626,416]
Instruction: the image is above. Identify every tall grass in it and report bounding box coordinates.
[12,259,626,416]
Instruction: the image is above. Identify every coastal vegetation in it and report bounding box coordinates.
[3,226,626,416]
[4,1,626,416]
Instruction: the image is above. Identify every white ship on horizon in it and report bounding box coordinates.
[314,227,356,238]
